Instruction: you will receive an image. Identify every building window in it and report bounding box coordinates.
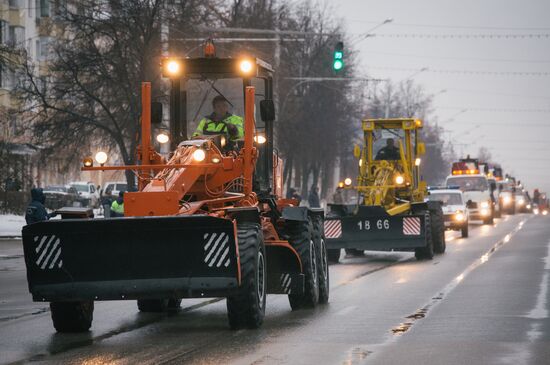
[9,0,21,8]
[38,37,51,60]
[9,26,26,46]
[0,21,7,44]
[40,0,50,17]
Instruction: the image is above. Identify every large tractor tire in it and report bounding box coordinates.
[50,301,94,333]
[312,216,329,304]
[227,223,266,329]
[286,219,319,310]
[327,249,341,263]
[430,208,446,254]
[415,214,434,260]
[345,248,365,257]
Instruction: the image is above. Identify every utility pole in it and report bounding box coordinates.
[160,2,170,155]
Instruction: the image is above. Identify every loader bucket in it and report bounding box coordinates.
[22,216,240,302]
[325,209,428,251]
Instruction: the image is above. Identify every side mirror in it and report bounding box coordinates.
[260,99,275,122]
[417,142,426,156]
[353,144,361,159]
[466,199,474,208]
[151,102,163,125]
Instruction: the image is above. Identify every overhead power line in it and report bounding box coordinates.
[363,51,550,64]
[347,19,550,31]
[369,33,550,39]
[437,106,550,113]
[368,66,550,77]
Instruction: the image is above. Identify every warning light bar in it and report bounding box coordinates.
[452,169,480,175]
[451,161,480,175]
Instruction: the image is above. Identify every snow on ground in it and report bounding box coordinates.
[0,215,26,237]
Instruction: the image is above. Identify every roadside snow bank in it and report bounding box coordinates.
[0,214,26,237]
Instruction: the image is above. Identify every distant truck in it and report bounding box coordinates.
[69,181,100,208]
[446,159,495,225]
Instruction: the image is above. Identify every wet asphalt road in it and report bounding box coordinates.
[1,213,549,364]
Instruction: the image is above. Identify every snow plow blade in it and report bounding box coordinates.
[325,206,427,251]
[22,216,240,302]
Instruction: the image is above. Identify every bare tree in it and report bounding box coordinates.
[17,0,166,187]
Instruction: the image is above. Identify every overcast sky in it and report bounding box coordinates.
[329,0,550,193]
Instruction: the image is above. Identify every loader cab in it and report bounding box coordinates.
[161,53,276,197]
[357,118,426,194]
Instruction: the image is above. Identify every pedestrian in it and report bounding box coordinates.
[102,186,114,218]
[25,188,57,224]
[332,186,344,204]
[308,185,321,208]
[110,191,124,217]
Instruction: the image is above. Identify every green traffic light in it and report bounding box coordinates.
[333,59,344,71]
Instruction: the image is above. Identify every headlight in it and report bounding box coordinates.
[481,201,490,208]
[517,198,525,205]
[481,208,490,216]
[395,175,404,185]
[454,212,465,222]
[526,204,531,209]
[543,210,548,216]
[503,196,511,204]
[156,133,169,144]
[254,134,266,144]
[83,157,93,167]
[193,149,206,162]
[239,59,253,74]
[95,151,108,165]
[415,158,421,166]
[211,156,221,164]
[164,59,182,77]
[344,178,352,186]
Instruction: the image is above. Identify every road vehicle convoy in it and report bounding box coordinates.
[325,118,446,262]
[446,158,495,225]
[428,188,469,238]
[69,181,100,208]
[22,48,328,333]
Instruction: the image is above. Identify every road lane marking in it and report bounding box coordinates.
[390,218,528,336]
[526,237,550,320]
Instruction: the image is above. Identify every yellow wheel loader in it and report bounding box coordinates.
[325,118,446,262]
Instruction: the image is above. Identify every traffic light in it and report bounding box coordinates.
[333,41,344,71]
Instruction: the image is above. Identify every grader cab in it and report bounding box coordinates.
[325,118,446,262]
[22,45,328,333]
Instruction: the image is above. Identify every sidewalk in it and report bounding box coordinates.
[0,215,25,239]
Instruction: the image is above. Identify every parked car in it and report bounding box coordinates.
[428,188,469,238]
[102,181,128,196]
[69,181,100,208]
[43,185,79,210]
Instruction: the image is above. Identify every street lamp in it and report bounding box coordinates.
[406,67,429,80]
[353,18,394,44]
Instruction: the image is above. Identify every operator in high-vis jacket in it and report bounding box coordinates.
[193,95,244,141]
